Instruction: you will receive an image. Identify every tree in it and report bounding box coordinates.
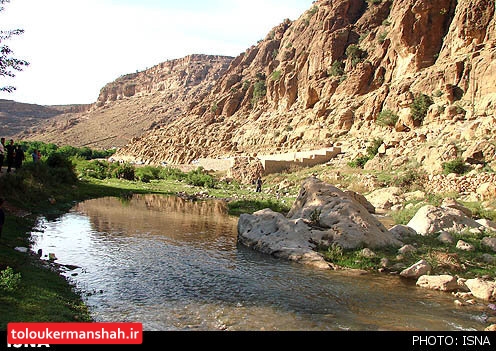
[0,0,29,92]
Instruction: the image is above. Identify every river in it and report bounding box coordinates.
[29,194,487,331]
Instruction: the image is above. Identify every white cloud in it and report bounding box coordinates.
[0,0,311,105]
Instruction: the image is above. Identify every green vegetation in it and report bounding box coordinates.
[411,93,434,124]
[319,229,496,277]
[0,267,21,292]
[376,109,399,127]
[442,158,471,175]
[329,60,345,77]
[251,73,267,107]
[345,44,368,67]
[378,31,388,44]
[348,138,383,169]
[271,70,282,81]
[228,199,291,216]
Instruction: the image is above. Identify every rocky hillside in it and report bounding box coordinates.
[17,54,233,149]
[0,99,89,138]
[15,0,496,176]
[111,0,495,174]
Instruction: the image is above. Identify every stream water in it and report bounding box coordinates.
[29,194,487,331]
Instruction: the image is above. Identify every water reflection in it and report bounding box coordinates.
[30,195,486,331]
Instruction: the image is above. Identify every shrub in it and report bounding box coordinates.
[159,167,186,181]
[411,93,434,124]
[81,160,111,180]
[113,163,135,181]
[185,167,216,188]
[329,60,345,77]
[346,44,367,66]
[348,138,383,169]
[0,267,21,292]
[442,158,470,175]
[376,110,399,127]
[378,31,388,44]
[348,155,371,169]
[366,138,384,157]
[251,74,267,107]
[45,154,78,184]
[271,70,282,81]
[135,166,162,182]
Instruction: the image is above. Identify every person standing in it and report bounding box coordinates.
[32,149,40,163]
[14,145,25,170]
[0,138,5,173]
[5,139,15,173]
[256,177,263,193]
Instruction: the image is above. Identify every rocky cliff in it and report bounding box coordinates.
[112,0,496,174]
[16,0,496,175]
[17,54,233,148]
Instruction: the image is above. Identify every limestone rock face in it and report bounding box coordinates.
[14,0,496,176]
[237,177,402,268]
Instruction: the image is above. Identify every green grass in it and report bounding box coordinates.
[319,230,496,278]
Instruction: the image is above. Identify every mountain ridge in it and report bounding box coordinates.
[6,0,496,176]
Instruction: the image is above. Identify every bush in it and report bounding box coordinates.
[348,138,383,169]
[411,93,434,124]
[442,158,470,175]
[135,166,162,182]
[366,138,383,157]
[271,70,282,81]
[0,267,21,292]
[113,163,135,181]
[348,155,372,169]
[252,76,267,106]
[376,110,399,127]
[159,167,186,181]
[329,60,345,77]
[81,160,112,179]
[345,44,367,66]
[185,167,216,188]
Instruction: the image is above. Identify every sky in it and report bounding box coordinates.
[0,0,312,106]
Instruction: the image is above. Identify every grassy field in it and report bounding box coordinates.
[0,154,495,329]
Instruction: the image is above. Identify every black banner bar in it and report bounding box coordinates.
[2,331,495,350]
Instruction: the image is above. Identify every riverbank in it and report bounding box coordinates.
[1,157,495,330]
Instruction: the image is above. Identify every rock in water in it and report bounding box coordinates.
[237,177,402,268]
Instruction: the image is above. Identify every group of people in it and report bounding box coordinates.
[0,138,26,173]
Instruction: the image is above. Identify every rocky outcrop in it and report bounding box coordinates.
[18,55,233,149]
[237,177,402,268]
[237,209,330,269]
[13,0,496,179]
[106,0,496,172]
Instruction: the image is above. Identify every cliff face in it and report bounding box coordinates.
[18,0,496,174]
[112,0,496,173]
[18,54,233,149]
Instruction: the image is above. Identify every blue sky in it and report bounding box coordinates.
[0,0,312,105]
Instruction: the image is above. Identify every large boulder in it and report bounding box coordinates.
[288,177,402,249]
[237,209,330,269]
[237,177,402,268]
[407,205,482,236]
